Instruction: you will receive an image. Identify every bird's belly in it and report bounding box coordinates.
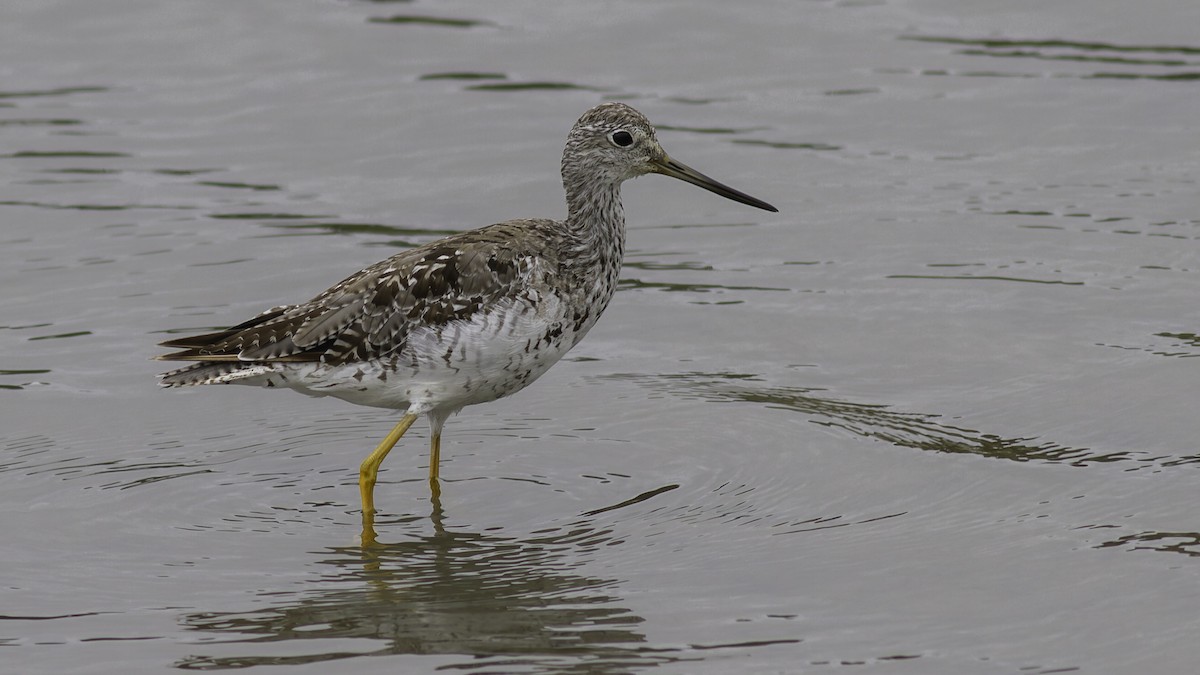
[290,294,587,413]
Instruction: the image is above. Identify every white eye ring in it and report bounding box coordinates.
[608,130,634,147]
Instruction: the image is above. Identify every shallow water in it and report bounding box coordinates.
[3,0,1200,673]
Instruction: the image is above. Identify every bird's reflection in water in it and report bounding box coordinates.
[177,495,680,673]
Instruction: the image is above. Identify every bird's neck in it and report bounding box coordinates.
[560,176,626,337]
[563,178,626,269]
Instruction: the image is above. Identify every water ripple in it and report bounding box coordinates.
[1096,530,1200,557]
[419,71,507,82]
[367,15,493,29]
[467,81,603,92]
[608,371,1178,470]
[901,35,1200,81]
[0,86,109,99]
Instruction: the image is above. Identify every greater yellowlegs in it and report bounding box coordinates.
[157,102,777,533]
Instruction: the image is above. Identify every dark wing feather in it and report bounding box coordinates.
[157,306,289,351]
[156,220,553,367]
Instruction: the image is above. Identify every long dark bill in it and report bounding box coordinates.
[651,155,778,213]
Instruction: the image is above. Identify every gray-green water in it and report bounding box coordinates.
[3,1,1200,673]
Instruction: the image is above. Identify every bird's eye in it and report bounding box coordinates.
[609,130,634,147]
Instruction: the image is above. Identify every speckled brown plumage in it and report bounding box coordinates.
[159,220,558,373]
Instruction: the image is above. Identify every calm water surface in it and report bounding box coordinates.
[3,0,1200,673]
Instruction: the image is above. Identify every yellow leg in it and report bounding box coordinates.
[359,413,419,522]
[428,429,442,498]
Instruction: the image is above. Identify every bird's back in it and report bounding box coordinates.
[158,217,611,413]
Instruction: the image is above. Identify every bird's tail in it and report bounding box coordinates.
[158,362,276,387]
